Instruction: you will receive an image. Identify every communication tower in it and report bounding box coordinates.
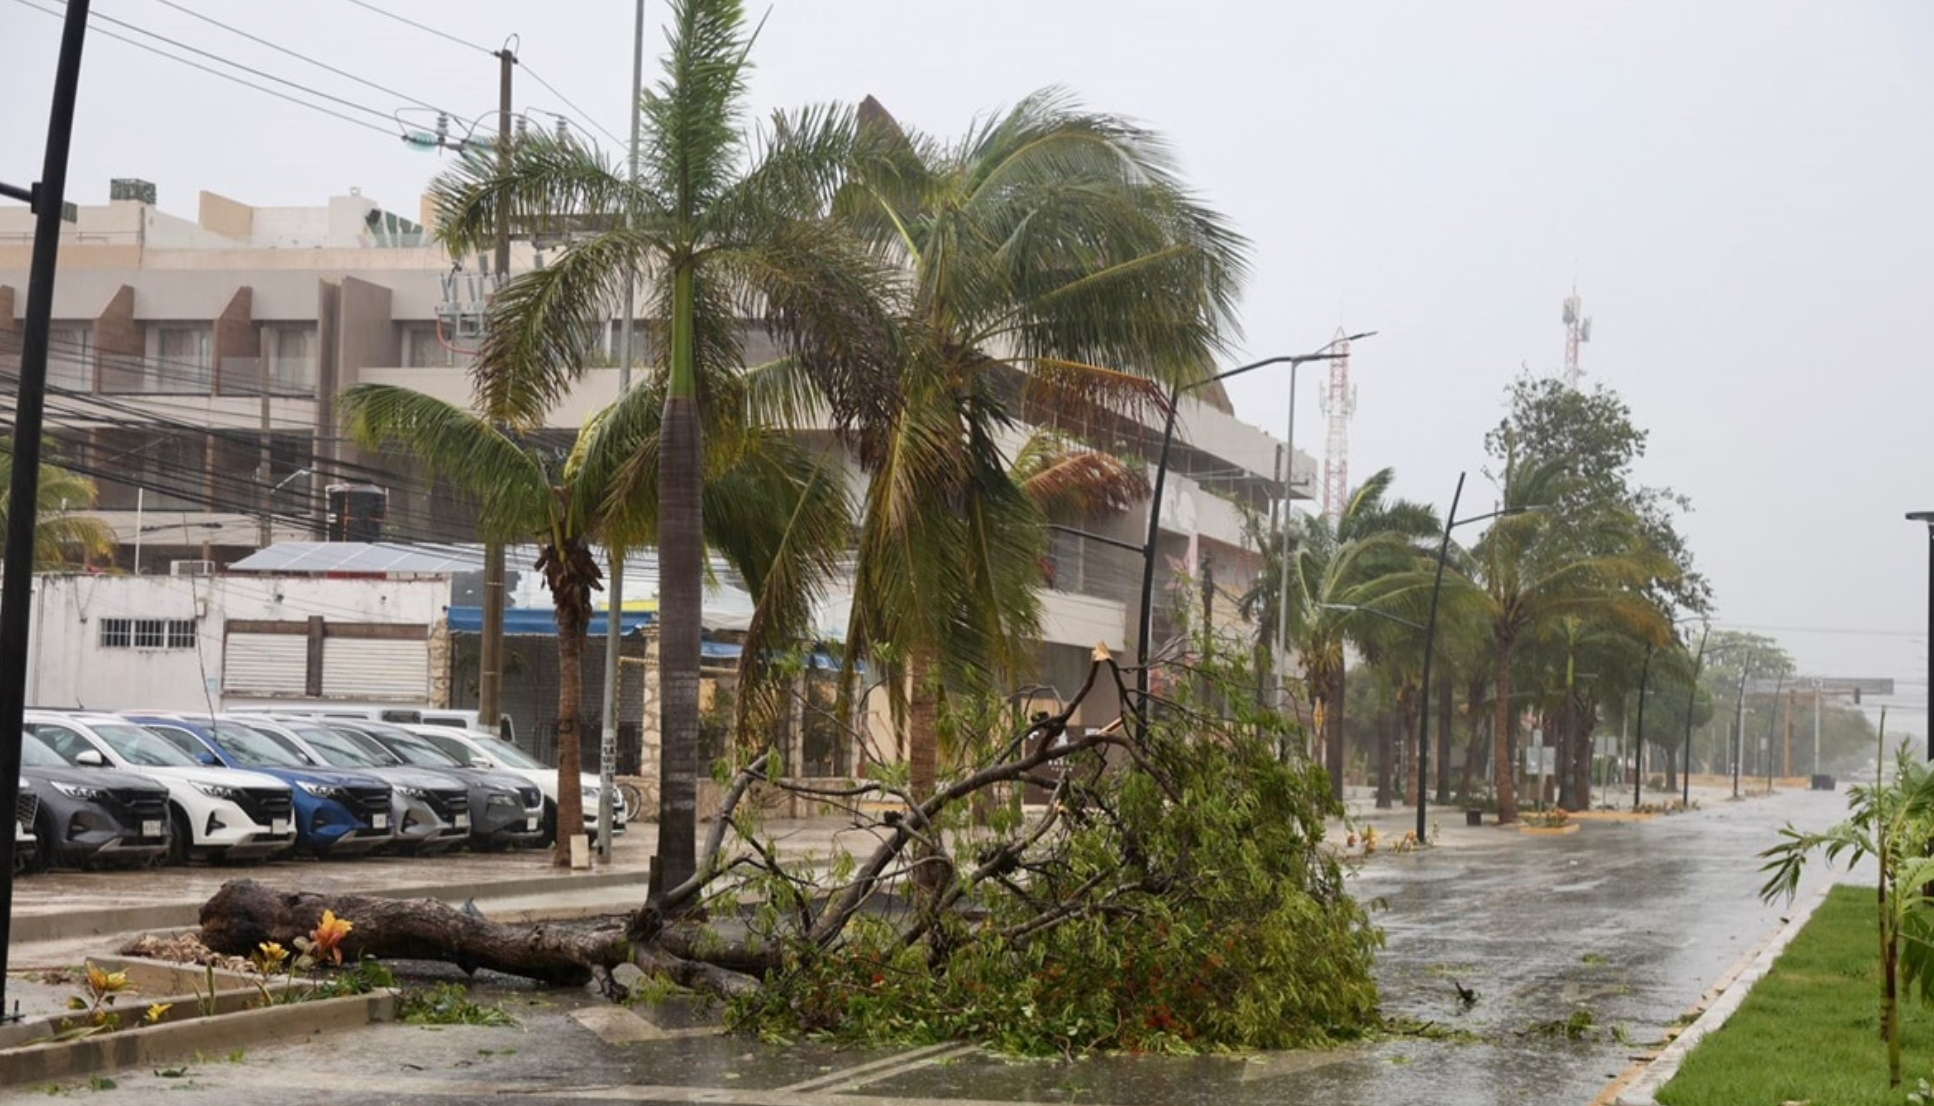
[1319,328,1356,523]
[1562,287,1592,389]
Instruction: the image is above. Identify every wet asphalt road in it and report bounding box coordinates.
[10,787,1850,1106]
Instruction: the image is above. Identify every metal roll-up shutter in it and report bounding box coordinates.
[322,638,429,700]
[223,634,308,697]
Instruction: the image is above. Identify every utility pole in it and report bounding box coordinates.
[597,0,646,860]
[0,0,92,1025]
[476,43,516,738]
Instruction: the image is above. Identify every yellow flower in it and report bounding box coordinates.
[84,961,131,998]
[144,1002,173,1024]
[253,941,289,974]
[310,910,354,965]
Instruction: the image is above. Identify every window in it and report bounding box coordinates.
[403,324,452,368]
[153,327,212,392]
[269,325,317,393]
[47,325,92,392]
[100,618,197,650]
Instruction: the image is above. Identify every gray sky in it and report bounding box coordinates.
[6,1,1933,728]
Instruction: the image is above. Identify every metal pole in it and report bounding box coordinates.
[0,0,92,1024]
[1682,625,1708,809]
[1633,643,1653,810]
[1765,670,1784,792]
[1415,471,1464,843]
[1135,384,1181,720]
[1274,362,1300,724]
[596,0,646,862]
[478,45,517,737]
[1732,661,1749,799]
[1812,679,1822,779]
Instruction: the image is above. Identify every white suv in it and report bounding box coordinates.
[24,711,297,863]
[397,725,624,839]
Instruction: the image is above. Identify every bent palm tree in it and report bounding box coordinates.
[427,0,895,892]
[839,93,1247,796]
[0,440,115,568]
[342,381,850,866]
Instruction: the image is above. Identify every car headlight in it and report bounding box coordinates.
[52,781,111,801]
[298,781,348,799]
[485,791,519,808]
[194,781,245,800]
[582,786,600,801]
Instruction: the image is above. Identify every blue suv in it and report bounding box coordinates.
[127,714,395,858]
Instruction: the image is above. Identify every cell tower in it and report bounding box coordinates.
[1561,286,1592,389]
[1319,327,1356,523]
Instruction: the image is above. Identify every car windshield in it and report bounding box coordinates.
[20,732,64,767]
[143,724,213,762]
[476,737,546,770]
[415,730,489,767]
[91,723,201,767]
[206,721,308,768]
[377,729,463,768]
[302,725,399,768]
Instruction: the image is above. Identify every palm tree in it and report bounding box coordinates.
[0,440,115,569]
[341,381,850,866]
[837,93,1247,796]
[426,0,895,891]
[1245,469,1438,801]
[1467,458,1676,822]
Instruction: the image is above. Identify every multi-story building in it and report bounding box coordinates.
[1,182,1315,744]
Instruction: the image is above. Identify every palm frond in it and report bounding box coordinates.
[338,385,552,539]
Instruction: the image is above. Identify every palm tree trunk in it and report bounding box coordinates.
[654,256,705,898]
[553,611,587,867]
[1493,636,1518,823]
[907,645,939,798]
[1325,669,1346,803]
[1435,677,1454,804]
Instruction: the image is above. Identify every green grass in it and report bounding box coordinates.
[1660,883,1934,1105]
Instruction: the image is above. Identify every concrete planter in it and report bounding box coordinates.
[1569,810,1659,823]
[1517,822,1581,836]
[0,958,394,1088]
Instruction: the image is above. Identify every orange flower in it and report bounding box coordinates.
[310,910,354,965]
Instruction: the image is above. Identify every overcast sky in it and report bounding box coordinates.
[6,1,1933,730]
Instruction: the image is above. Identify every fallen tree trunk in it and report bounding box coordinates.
[198,880,768,999]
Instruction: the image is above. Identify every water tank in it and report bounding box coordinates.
[326,483,387,542]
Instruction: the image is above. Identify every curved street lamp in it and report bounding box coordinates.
[1133,334,1375,718]
[1907,511,1934,760]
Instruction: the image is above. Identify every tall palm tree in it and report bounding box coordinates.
[1244,469,1438,801]
[341,381,850,866]
[838,93,1247,796]
[1468,458,1676,822]
[426,0,895,892]
[0,440,115,569]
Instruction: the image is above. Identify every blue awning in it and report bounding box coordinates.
[446,606,654,636]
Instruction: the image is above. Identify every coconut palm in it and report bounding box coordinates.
[425,0,896,890]
[341,380,850,866]
[838,93,1247,796]
[0,440,115,569]
[1242,469,1438,801]
[1467,457,1677,823]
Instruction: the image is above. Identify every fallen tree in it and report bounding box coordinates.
[196,647,1383,1053]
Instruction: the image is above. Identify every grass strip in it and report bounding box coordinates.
[1660,883,1934,1105]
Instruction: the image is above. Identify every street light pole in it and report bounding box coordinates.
[1905,512,1934,760]
[1415,472,1464,843]
[1681,622,1709,809]
[1633,643,1654,810]
[1133,336,1372,719]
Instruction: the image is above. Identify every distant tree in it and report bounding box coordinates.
[0,439,115,569]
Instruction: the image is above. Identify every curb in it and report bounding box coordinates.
[12,867,650,946]
[1610,876,1838,1106]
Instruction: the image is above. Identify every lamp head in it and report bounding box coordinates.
[1908,511,1934,525]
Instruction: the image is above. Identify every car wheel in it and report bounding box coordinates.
[167,806,193,866]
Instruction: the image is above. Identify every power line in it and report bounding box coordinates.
[338,0,495,57]
[146,0,460,119]
[519,61,624,147]
[8,0,398,139]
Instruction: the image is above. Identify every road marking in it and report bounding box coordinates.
[776,1041,978,1094]
[570,1005,714,1044]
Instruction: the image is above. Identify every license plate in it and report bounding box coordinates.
[271,819,290,835]
[454,813,470,829]
[525,816,539,831]
[371,813,389,830]
[141,819,162,838]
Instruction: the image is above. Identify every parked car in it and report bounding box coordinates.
[396,724,624,841]
[121,713,393,859]
[223,714,491,854]
[14,776,37,873]
[23,711,295,864]
[18,729,173,870]
[299,717,545,849]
